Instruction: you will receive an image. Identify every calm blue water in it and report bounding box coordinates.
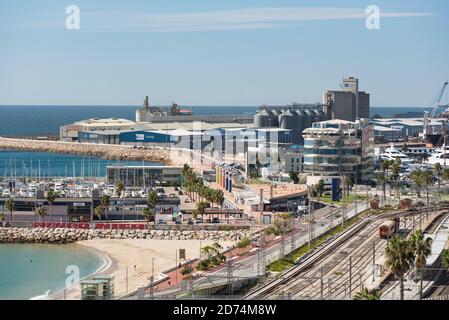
[0,105,430,136]
[0,150,159,177]
[0,244,103,300]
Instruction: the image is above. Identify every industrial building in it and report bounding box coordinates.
[372,117,447,142]
[323,77,370,122]
[60,118,136,141]
[302,119,374,183]
[106,165,183,187]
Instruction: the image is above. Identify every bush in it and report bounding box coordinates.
[181,265,193,276]
[236,237,252,249]
[197,259,211,271]
[264,226,276,236]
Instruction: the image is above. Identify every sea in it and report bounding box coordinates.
[0,150,159,178]
[0,105,431,137]
[0,244,104,300]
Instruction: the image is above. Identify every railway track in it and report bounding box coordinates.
[245,207,449,300]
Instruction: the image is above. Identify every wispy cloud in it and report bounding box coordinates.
[0,6,435,32]
[81,7,435,32]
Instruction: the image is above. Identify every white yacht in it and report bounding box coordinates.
[378,144,415,166]
[425,146,449,167]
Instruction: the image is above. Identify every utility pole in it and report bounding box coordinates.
[372,241,376,282]
[308,186,315,248]
[126,266,129,294]
[341,176,346,229]
[320,266,324,300]
[349,257,352,297]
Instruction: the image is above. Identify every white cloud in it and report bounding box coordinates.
[0,6,435,32]
[82,7,435,32]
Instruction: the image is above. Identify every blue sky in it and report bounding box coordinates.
[1,0,448,107]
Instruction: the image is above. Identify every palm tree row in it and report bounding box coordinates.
[375,159,401,205]
[385,229,432,300]
[181,164,225,208]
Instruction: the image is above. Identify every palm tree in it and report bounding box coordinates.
[375,173,389,206]
[115,181,125,198]
[434,163,443,199]
[101,195,110,222]
[391,158,402,202]
[384,235,414,300]
[409,229,433,300]
[421,170,434,216]
[5,198,15,223]
[95,206,103,221]
[143,207,153,223]
[195,201,207,220]
[148,189,158,210]
[45,189,58,222]
[36,205,47,221]
[215,190,225,209]
[410,169,424,199]
[353,288,381,300]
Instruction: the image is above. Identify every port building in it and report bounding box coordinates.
[302,119,374,183]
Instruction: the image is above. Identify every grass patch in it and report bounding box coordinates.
[267,215,360,272]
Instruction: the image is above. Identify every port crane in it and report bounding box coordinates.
[430,81,449,118]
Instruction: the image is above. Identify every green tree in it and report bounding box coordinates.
[148,190,158,209]
[421,170,434,216]
[115,181,125,198]
[384,235,415,300]
[391,159,402,202]
[143,207,153,223]
[5,198,15,223]
[410,170,424,198]
[442,250,449,270]
[214,190,225,209]
[409,229,433,300]
[353,288,381,300]
[289,172,299,184]
[434,163,443,196]
[45,189,58,222]
[196,201,207,219]
[95,206,103,221]
[375,173,389,206]
[101,195,111,222]
[36,205,47,221]
[315,179,325,198]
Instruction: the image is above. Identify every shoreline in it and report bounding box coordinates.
[73,238,235,299]
[45,244,113,300]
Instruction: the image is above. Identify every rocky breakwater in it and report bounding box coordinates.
[0,137,171,164]
[0,227,251,244]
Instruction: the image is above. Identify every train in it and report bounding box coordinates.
[379,218,400,239]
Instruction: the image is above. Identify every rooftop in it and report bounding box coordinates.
[246,183,307,201]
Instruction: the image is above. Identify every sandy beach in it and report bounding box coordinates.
[60,239,234,299]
